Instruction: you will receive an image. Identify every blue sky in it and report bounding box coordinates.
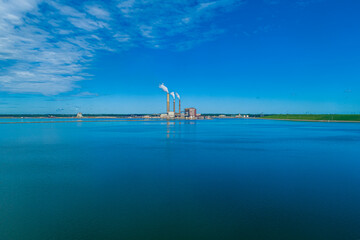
[1,0,360,114]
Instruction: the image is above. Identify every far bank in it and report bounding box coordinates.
[262,114,360,123]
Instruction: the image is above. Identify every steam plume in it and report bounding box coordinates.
[175,92,180,100]
[170,92,175,99]
[159,83,169,93]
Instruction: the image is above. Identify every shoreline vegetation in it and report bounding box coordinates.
[1,114,360,123]
[262,114,360,122]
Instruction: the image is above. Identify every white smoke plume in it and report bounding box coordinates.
[159,83,169,93]
[175,92,180,100]
[170,92,175,99]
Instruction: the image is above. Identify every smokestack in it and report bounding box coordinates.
[170,92,175,113]
[167,93,170,113]
[175,92,181,115]
[159,83,170,113]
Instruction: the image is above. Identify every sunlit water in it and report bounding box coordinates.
[1,119,360,240]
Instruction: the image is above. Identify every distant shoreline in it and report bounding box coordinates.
[260,118,360,123]
[0,117,206,124]
[1,118,359,124]
[0,119,148,124]
[0,116,120,119]
[1,115,360,124]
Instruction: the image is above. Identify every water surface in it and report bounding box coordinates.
[1,119,360,240]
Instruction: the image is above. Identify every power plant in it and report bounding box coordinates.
[159,83,170,114]
[170,92,175,113]
[159,83,199,119]
[176,92,181,115]
[167,93,170,113]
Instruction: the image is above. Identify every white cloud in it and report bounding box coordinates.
[85,4,111,20]
[117,0,136,15]
[73,91,99,97]
[198,2,217,11]
[139,25,155,38]
[114,33,131,42]
[0,0,241,95]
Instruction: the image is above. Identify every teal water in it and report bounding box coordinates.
[1,119,360,240]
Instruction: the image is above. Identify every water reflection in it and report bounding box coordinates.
[163,120,197,139]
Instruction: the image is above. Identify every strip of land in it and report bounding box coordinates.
[0,119,157,124]
[262,114,360,122]
[1,114,360,123]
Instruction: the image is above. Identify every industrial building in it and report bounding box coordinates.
[185,108,197,119]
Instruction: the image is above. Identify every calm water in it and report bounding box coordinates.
[1,119,360,240]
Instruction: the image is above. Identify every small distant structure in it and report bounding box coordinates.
[76,112,83,118]
[168,112,175,118]
[185,108,197,119]
[160,112,176,119]
[236,114,250,118]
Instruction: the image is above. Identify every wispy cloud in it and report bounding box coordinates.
[72,91,99,97]
[85,4,111,20]
[0,0,242,95]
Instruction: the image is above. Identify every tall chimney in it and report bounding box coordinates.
[167,93,170,113]
[173,99,175,113]
[178,100,181,115]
